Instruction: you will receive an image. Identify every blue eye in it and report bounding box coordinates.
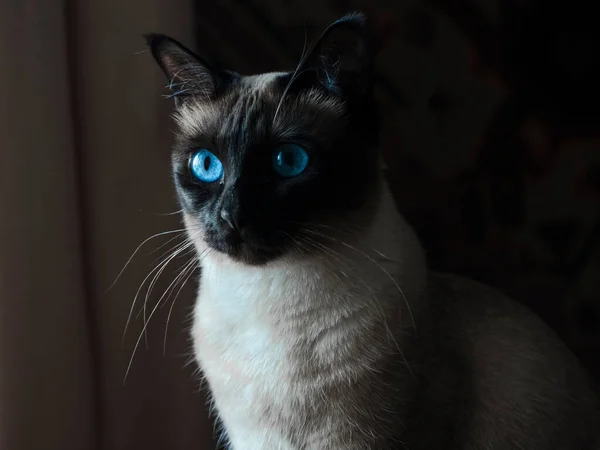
[272,144,309,178]
[190,149,223,183]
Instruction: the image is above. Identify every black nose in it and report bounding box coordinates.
[220,209,239,231]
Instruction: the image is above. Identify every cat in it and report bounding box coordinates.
[146,13,600,450]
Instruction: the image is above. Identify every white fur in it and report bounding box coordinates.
[175,73,344,141]
[175,72,284,138]
[187,184,426,449]
[174,101,218,138]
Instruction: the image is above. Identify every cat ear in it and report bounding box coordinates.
[145,34,217,106]
[304,13,374,97]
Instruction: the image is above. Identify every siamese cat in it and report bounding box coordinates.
[146,13,600,450]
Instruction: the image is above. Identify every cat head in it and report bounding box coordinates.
[147,13,382,265]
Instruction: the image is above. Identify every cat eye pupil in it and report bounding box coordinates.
[283,151,294,166]
[190,149,223,183]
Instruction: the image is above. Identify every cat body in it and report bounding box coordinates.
[146,13,600,450]
[189,187,599,450]
[189,186,425,449]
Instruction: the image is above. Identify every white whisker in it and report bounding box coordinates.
[105,228,187,294]
[124,245,210,383]
[273,23,310,123]
[163,253,205,355]
[303,228,416,333]
[152,209,184,216]
[302,233,415,378]
[141,240,194,346]
[122,239,193,347]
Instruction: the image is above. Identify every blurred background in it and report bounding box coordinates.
[1,0,599,449]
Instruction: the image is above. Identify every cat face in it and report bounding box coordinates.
[148,14,381,265]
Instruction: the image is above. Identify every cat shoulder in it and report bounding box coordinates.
[425,272,599,405]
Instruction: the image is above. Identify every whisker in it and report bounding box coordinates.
[311,223,396,261]
[149,251,194,322]
[124,245,210,383]
[152,209,184,216]
[163,89,189,99]
[150,234,193,267]
[124,286,167,384]
[163,253,204,355]
[105,228,187,294]
[167,68,185,91]
[273,23,310,123]
[141,239,195,346]
[302,234,415,378]
[296,236,349,283]
[302,228,416,333]
[122,240,193,347]
[278,230,315,258]
[159,250,199,311]
[142,227,202,305]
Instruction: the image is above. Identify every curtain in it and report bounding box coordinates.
[1,0,214,448]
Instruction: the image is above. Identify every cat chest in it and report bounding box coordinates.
[190,269,372,423]
[192,294,308,431]
[193,284,291,378]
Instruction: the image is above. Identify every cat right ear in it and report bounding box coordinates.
[303,13,374,99]
[145,34,216,106]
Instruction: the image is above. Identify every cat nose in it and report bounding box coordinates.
[220,209,239,231]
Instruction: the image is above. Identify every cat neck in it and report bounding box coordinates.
[188,181,427,324]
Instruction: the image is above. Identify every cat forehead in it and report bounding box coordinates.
[173,72,345,139]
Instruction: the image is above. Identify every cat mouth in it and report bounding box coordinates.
[205,231,282,265]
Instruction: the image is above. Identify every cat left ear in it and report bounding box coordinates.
[304,13,374,98]
[145,34,217,106]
